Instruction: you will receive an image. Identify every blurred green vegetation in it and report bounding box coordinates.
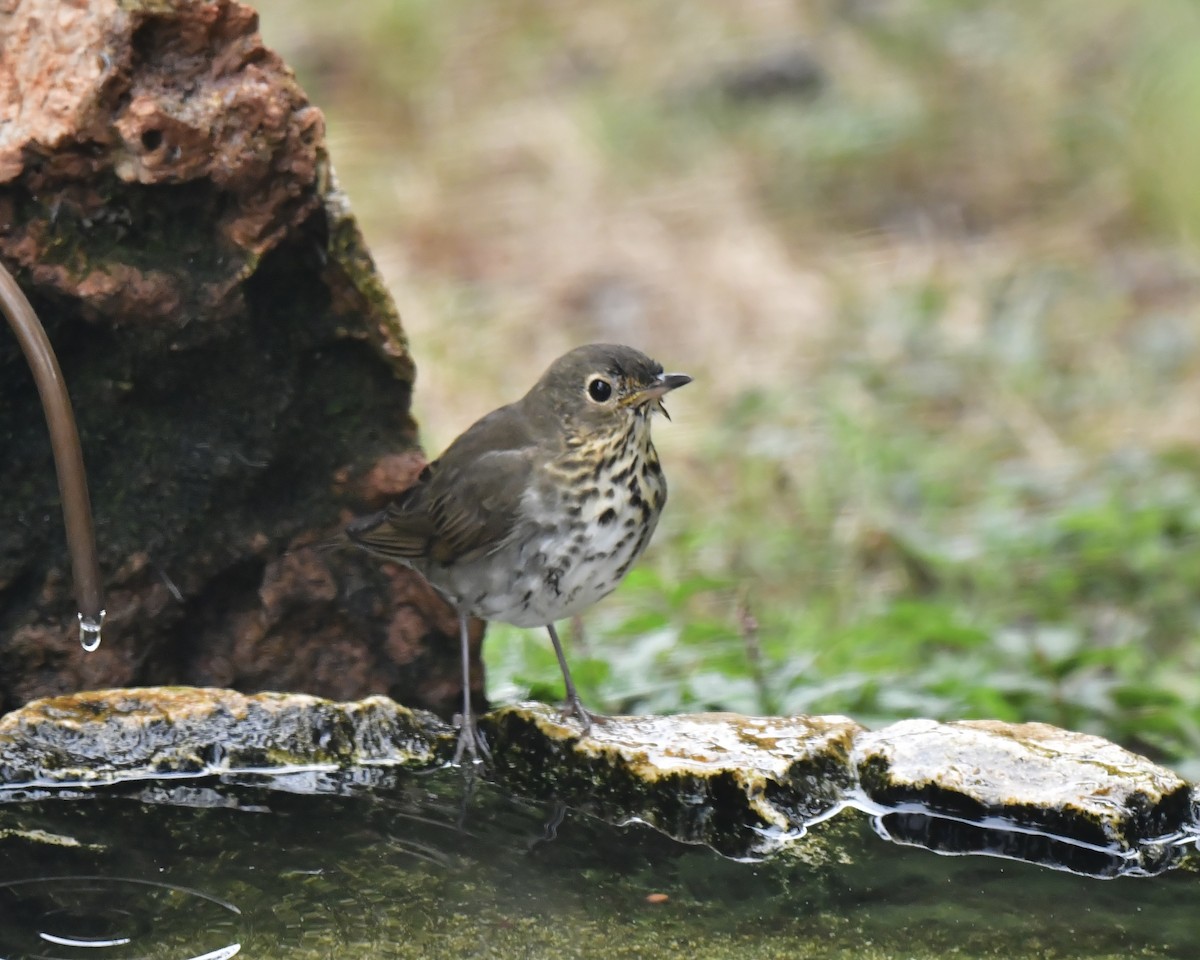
[255,0,1200,775]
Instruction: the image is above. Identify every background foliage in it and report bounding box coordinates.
[256,0,1200,775]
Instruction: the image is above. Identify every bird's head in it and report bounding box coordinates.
[524,343,691,440]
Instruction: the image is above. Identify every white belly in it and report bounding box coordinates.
[442,480,662,627]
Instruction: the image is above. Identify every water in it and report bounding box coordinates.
[0,768,1195,959]
[76,612,104,653]
[0,878,239,959]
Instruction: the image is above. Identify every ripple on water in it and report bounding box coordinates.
[0,876,242,960]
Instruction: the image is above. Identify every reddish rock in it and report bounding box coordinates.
[355,451,430,508]
[1,0,324,316]
[0,0,479,719]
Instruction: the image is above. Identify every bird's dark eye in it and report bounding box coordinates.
[587,377,614,403]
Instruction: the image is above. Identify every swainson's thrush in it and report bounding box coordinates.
[346,343,691,761]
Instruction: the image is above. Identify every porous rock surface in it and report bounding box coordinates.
[0,687,445,786]
[483,705,862,857]
[0,0,482,717]
[1,687,1195,876]
[854,718,1193,876]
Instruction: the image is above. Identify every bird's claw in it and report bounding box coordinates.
[560,697,603,736]
[451,712,491,765]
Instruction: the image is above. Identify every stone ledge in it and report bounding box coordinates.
[0,687,444,785]
[0,687,1195,877]
[481,706,862,857]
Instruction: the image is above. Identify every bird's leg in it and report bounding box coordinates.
[546,622,599,733]
[453,612,490,764]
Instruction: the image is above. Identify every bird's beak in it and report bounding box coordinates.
[632,372,692,420]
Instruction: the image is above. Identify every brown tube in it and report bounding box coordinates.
[0,260,105,649]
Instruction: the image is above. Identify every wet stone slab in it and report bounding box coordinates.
[853,718,1195,876]
[482,704,863,857]
[0,687,1196,876]
[0,687,445,787]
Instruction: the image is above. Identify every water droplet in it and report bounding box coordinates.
[0,876,241,959]
[78,610,105,652]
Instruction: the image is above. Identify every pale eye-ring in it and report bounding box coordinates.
[587,377,614,403]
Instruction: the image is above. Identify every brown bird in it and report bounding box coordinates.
[346,343,691,761]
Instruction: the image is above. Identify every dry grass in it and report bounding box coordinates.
[255,0,1200,437]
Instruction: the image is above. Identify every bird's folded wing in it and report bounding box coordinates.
[343,486,434,560]
[425,446,535,565]
[345,429,537,567]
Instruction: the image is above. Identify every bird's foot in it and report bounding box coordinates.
[451,711,491,765]
[559,696,605,736]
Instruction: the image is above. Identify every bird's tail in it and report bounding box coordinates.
[343,506,431,562]
[285,528,349,557]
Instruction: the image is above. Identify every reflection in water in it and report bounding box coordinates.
[0,770,1196,959]
[0,876,240,960]
[870,807,1185,878]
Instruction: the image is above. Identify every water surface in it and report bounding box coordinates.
[0,768,1195,959]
